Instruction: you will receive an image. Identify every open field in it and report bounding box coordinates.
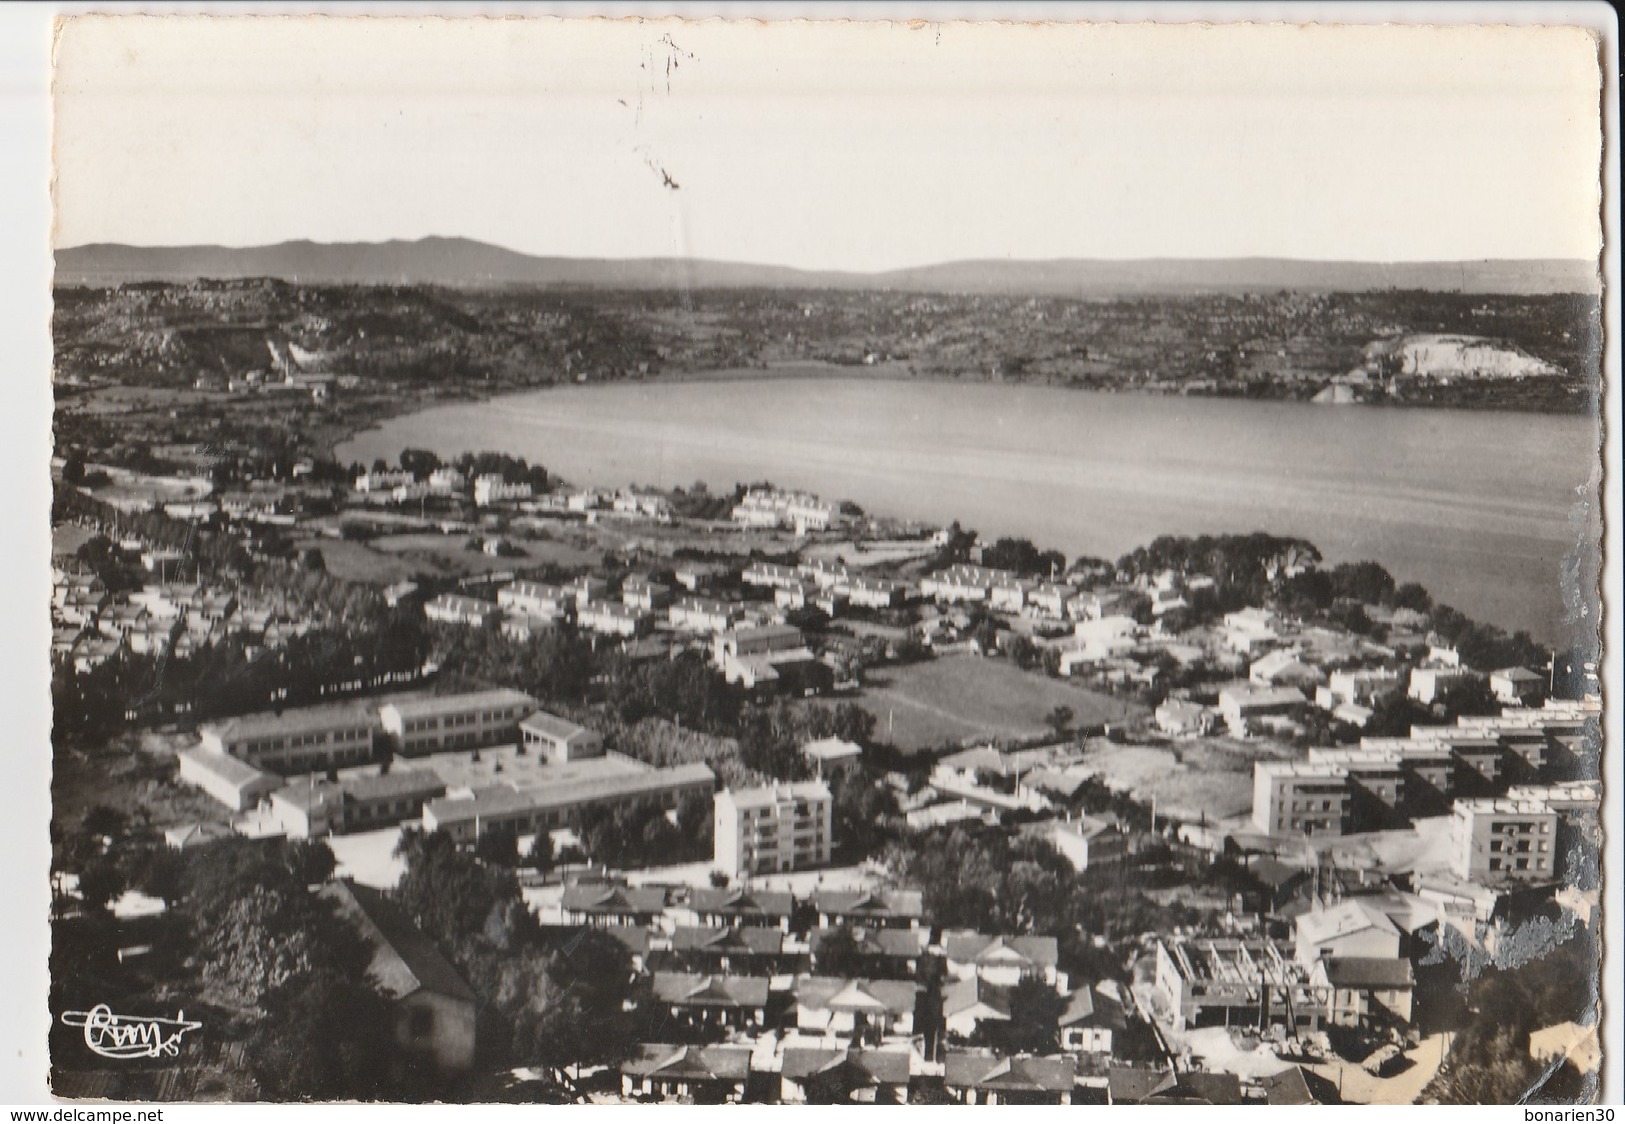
[857,655,1140,753]
[304,530,602,585]
[1080,737,1298,823]
[53,522,95,558]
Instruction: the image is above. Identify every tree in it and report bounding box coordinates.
[525,831,555,873]
[812,926,866,977]
[393,828,523,951]
[477,826,520,867]
[998,976,1067,1055]
[1045,705,1075,740]
[299,547,326,573]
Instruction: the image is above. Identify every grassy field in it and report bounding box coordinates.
[307,531,603,586]
[857,655,1140,754]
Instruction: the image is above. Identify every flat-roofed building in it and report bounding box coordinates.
[199,702,377,775]
[176,745,280,810]
[519,710,604,763]
[423,760,714,844]
[270,778,348,838]
[1155,938,1329,1034]
[714,780,833,876]
[1252,762,1350,837]
[1451,797,1559,885]
[340,769,449,833]
[378,689,538,757]
[1219,685,1307,737]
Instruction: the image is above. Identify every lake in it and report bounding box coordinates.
[338,376,1601,644]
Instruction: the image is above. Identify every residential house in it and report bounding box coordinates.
[1491,667,1547,706]
[809,927,924,978]
[1058,983,1126,1054]
[1039,816,1129,874]
[619,1044,752,1104]
[941,976,1014,1039]
[661,926,789,976]
[813,889,924,931]
[1156,699,1214,737]
[322,880,477,1073]
[1312,956,1416,1028]
[684,887,797,933]
[1219,685,1308,737]
[652,973,774,1031]
[562,884,671,929]
[779,1047,912,1105]
[1293,900,1403,965]
[942,933,1061,987]
[944,1052,1076,1106]
[793,977,919,1039]
[496,580,572,623]
[801,737,863,775]
[621,577,672,613]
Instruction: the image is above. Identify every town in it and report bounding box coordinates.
[47,425,1602,1105]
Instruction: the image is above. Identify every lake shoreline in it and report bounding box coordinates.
[334,374,1599,645]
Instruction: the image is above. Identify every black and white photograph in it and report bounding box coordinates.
[13,4,1620,1107]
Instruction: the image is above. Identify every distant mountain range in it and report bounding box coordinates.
[53,236,1600,296]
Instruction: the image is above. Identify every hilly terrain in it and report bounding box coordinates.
[54,237,1599,297]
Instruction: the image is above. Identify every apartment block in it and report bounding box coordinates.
[1451,797,1559,885]
[714,781,834,876]
[1252,762,1350,837]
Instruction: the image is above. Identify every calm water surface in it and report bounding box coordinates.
[338,378,1601,644]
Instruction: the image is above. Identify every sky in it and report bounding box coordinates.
[51,15,1605,271]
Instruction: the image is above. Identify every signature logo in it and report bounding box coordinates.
[60,1004,201,1059]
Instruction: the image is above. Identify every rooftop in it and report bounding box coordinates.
[379,688,537,721]
[202,701,376,743]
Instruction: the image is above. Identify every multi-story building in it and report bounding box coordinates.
[621,577,672,612]
[741,561,802,590]
[378,689,538,757]
[713,781,834,876]
[839,576,906,610]
[1451,797,1559,884]
[579,602,653,638]
[198,701,377,775]
[354,469,415,493]
[496,580,572,622]
[423,593,501,628]
[669,596,741,635]
[473,475,533,506]
[1252,762,1350,837]
[1154,938,1329,1034]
